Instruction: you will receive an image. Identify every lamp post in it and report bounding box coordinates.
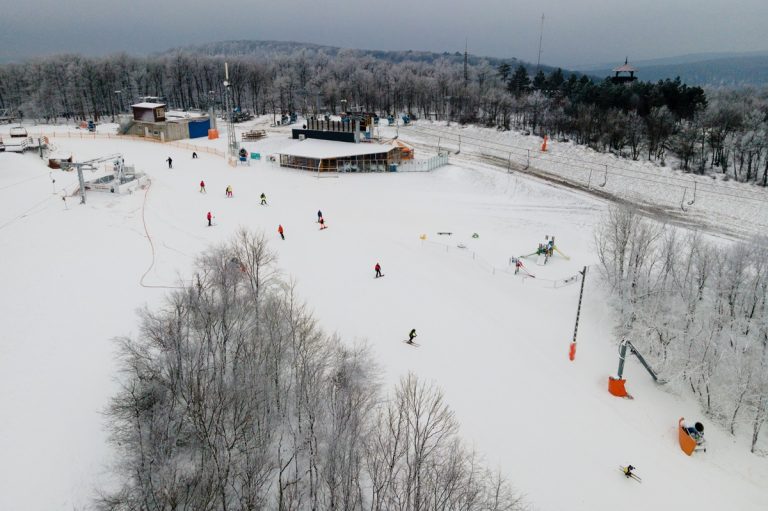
[340,98,347,115]
[445,96,451,126]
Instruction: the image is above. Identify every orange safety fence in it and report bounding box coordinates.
[31,132,226,158]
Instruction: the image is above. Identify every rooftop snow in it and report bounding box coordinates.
[274,138,395,159]
[166,110,208,119]
[612,64,637,72]
[131,102,166,109]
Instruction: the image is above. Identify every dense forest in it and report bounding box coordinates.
[1,42,767,185]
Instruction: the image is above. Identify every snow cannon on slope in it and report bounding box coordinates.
[678,418,706,456]
[608,339,665,398]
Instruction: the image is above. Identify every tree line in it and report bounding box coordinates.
[1,47,767,184]
[100,229,526,511]
[596,206,768,453]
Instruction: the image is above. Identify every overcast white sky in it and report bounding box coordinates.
[0,0,766,67]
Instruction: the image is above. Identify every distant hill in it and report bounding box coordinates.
[166,39,584,78]
[580,52,768,87]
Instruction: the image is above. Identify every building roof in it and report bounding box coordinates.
[131,102,166,109]
[612,63,637,73]
[275,139,395,159]
[166,109,208,119]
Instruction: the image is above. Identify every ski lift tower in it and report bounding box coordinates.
[223,63,239,157]
[61,153,123,204]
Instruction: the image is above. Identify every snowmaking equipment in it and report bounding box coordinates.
[608,339,665,398]
[678,418,706,455]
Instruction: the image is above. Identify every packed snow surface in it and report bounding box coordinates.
[1,120,767,510]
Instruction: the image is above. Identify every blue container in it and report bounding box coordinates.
[389,164,398,172]
[188,119,211,138]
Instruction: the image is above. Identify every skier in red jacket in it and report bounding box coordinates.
[200,180,206,193]
[278,224,285,240]
[375,263,382,278]
[207,211,213,226]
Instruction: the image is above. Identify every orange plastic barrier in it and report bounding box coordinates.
[541,135,548,152]
[569,342,576,361]
[678,417,697,456]
[208,129,219,140]
[608,377,628,397]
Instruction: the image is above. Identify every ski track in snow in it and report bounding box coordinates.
[1,119,767,511]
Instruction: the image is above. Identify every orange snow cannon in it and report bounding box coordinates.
[678,418,706,456]
[608,377,628,397]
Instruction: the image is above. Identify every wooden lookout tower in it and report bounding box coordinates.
[611,58,638,85]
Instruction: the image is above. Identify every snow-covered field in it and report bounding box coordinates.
[391,120,768,240]
[1,121,767,510]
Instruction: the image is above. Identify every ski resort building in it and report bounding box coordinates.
[122,102,211,141]
[275,139,407,173]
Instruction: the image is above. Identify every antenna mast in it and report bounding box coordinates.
[536,13,545,72]
[464,38,469,86]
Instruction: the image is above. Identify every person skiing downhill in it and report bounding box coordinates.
[192,151,198,159]
[375,262,382,278]
[166,156,173,169]
[407,329,417,344]
[278,224,285,240]
[226,185,233,198]
[623,465,635,478]
[199,180,206,193]
[319,217,327,230]
[260,193,267,205]
[317,210,323,222]
[207,211,213,227]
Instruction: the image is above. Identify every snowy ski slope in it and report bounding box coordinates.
[1,121,767,510]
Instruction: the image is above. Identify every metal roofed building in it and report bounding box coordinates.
[275,138,408,173]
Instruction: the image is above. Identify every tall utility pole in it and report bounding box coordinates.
[536,13,545,73]
[463,39,469,86]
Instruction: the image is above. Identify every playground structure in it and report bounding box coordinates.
[520,235,570,265]
[608,339,665,398]
[61,153,146,203]
[678,418,706,456]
